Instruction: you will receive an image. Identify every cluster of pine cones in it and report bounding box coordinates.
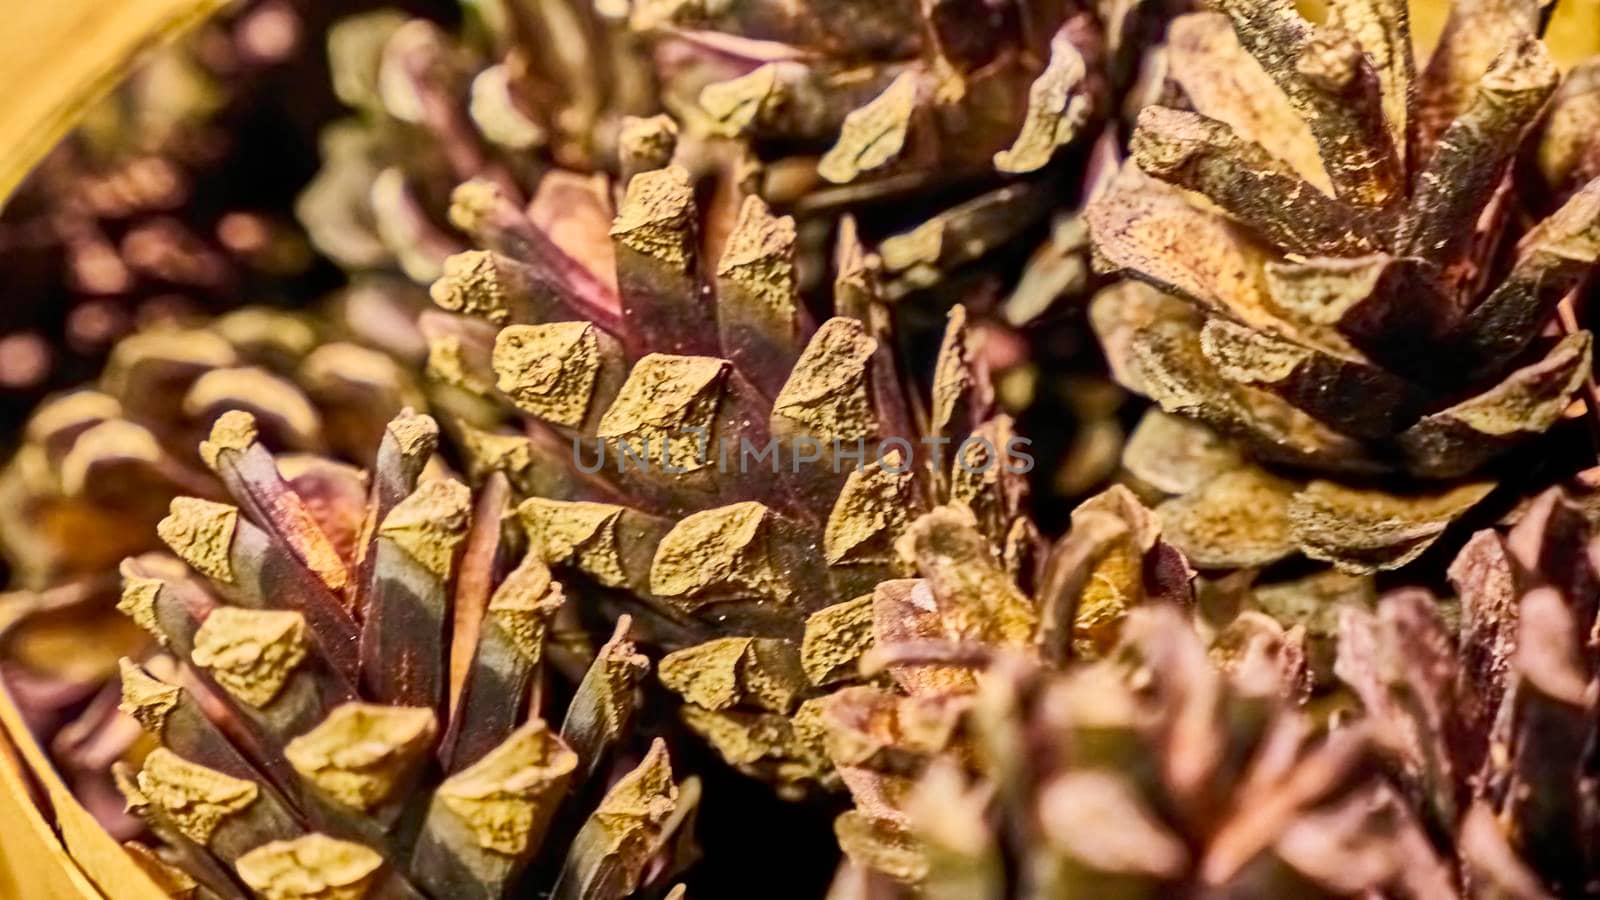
[3,0,1600,896]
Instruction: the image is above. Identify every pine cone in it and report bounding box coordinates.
[110,408,695,899]
[1336,485,1600,897]
[824,603,1457,897]
[0,301,427,831]
[1087,0,1600,573]
[298,3,1118,311]
[640,0,1120,302]
[426,174,1040,793]
[294,6,1100,802]
[793,488,1192,873]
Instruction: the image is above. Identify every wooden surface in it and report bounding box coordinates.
[0,726,104,900]
[0,0,228,208]
[1546,0,1600,69]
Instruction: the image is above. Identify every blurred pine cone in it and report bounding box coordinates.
[0,301,426,589]
[297,0,1122,310]
[825,603,1458,897]
[113,408,696,899]
[1087,0,1600,574]
[1335,485,1600,897]
[0,0,325,410]
[792,487,1194,873]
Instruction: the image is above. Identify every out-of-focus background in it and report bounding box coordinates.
[0,0,455,450]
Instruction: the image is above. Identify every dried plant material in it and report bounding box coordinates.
[1325,0,1413,159]
[121,841,200,899]
[1131,107,1373,257]
[699,62,904,145]
[716,195,803,395]
[1088,3,1600,574]
[1089,169,1279,327]
[1209,315,1416,445]
[772,318,877,444]
[699,64,792,138]
[802,595,876,686]
[1402,36,1558,262]
[185,367,323,449]
[135,749,259,845]
[878,184,1056,299]
[190,608,309,708]
[96,412,696,898]
[3,302,423,593]
[470,65,544,152]
[429,251,527,326]
[518,498,633,589]
[200,411,352,595]
[561,619,650,775]
[1122,410,1243,496]
[1038,771,1191,878]
[0,302,437,877]
[1399,332,1593,477]
[117,569,168,647]
[434,721,576,856]
[610,167,713,358]
[1157,466,1297,568]
[57,419,164,496]
[1166,12,1330,192]
[1251,568,1376,685]
[994,27,1094,173]
[930,306,979,447]
[1536,60,1600,200]
[834,607,1450,895]
[1054,486,1183,658]
[1133,318,1382,473]
[1447,531,1519,732]
[215,2,1081,819]
[235,834,386,900]
[652,502,792,608]
[1088,281,1197,396]
[597,354,728,475]
[197,409,259,470]
[1325,494,1600,895]
[557,738,679,898]
[0,0,1125,884]
[617,114,678,177]
[481,556,563,662]
[1289,480,1495,572]
[629,0,924,56]
[157,498,239,584]
[1416,0,1540,158]
[894,506,1036,649]
[493,323,620,428]
[284,703,437,811]
[377,478,471,579]
[835,811,927,883]
[660,637,808,714]
[1210,0,1402,206]
[2,5,1106,876]
[818,72,922,184]
[1455,180,1600,368]
[117,658,183,734]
